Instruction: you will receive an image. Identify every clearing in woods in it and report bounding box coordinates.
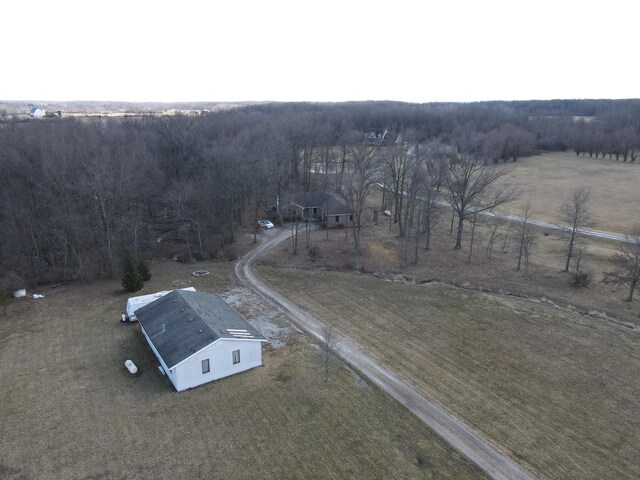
[0,260,485,480]
[258,266,640,480]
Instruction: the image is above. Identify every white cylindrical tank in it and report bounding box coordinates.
[125,359,138,374]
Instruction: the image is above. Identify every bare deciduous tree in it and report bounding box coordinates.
[485,216,506,258]
[572,240,588,286]
[421,156,448,251]
[560,187,592,272]
[342,144,379,271]
[603,225,640,302]
[516,203,534,276]
[382,143,411,233]
[445,155,517,249]
[467,213,479,263]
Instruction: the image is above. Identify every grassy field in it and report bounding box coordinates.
[261,219,640,327]
[495,151,640,233]
[0,260,485,480]
[259,266,640,480]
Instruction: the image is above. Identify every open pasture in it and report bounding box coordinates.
[496,151,640,233]
[259,266,640,480]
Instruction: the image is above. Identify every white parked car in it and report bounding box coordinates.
[258,220,274,229]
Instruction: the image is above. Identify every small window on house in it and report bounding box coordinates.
[335,215,340,222]
[313,207,317,215]
[232,350,240,364]
[202,359,210,374]
[349,214,353,222]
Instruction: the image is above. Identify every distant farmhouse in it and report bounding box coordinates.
[29,107,45,118]
[135,290,266,392]
[279,191,354,227]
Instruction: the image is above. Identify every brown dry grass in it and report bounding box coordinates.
[494,151,640,233]
[258,266,640,480]
[260,219,640,327]
[0,260,485,480]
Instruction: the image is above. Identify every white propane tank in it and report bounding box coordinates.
[383,210,391,216]
[125,359,138,374]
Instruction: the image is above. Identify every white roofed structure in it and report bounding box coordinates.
[125,287,196,321]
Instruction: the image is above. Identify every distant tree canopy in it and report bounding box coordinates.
[1,99,638,286]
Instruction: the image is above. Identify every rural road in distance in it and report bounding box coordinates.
[376,182,629,243]
[236,228,537,480]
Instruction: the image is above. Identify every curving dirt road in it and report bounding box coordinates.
[236,228,537,480]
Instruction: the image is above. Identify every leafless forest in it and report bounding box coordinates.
[1,99,639,289]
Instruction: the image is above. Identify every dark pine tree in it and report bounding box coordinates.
[121,250,143,293]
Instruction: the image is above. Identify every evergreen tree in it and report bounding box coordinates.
[137,258,151,282]
[121,250,143,293]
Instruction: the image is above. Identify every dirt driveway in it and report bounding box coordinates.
[235,227,537,480]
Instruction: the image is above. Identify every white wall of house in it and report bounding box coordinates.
[140,325,265,392]
[173,339,264,392]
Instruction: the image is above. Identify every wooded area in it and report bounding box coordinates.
[1,99,639,289]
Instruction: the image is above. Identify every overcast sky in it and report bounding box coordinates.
[3,0,638,103]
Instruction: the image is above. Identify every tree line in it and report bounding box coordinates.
[1,99,639,291]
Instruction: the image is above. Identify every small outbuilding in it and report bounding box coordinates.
[136,290,266,392]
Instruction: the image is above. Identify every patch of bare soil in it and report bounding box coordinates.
[221,287,292,350]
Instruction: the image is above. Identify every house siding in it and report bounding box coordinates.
[173,339,264,392]
[326,213,352,226]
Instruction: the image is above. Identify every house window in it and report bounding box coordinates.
[313,208,317,215]
[349,214,353,222]
[335,215,340,223]
[202,359,210,374]
[232,350,240,364]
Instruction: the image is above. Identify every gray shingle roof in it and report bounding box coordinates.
[281,191,351,215]
[136,290,266,369]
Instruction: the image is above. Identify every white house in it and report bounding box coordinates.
[29,107,45,118]
[135,290,267,392]
[124,287,196,321]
